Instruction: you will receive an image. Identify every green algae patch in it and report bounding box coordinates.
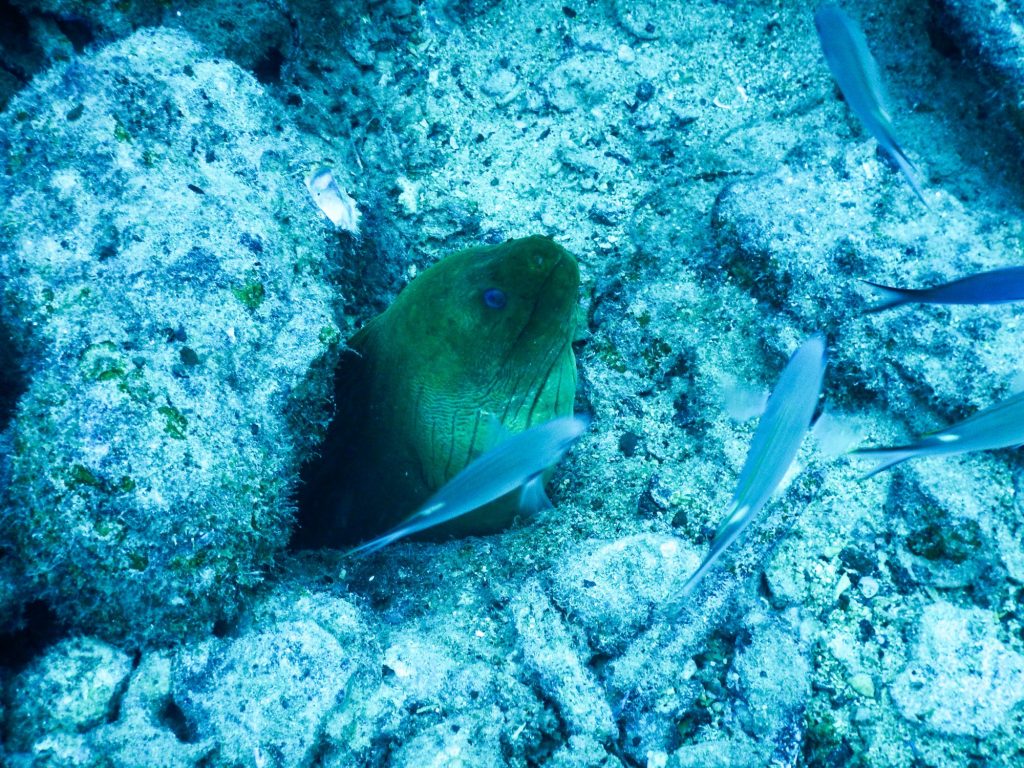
[157,405,188,439]
[116,368,154,403]
[127,552,148,571]
[69,464,100,488]
[68,465,137,495]
[906,521,982,564]
[80,341,126,382]
[591,338,628,373]
[113,119,131,143]
[318,325,340,346]
[233,279,266,310]
[640,337,673,375]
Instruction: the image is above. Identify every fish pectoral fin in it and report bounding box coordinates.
[518,474,553,517]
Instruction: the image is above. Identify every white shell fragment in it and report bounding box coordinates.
[306,166,360,233]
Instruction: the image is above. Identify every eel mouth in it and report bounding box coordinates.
[495,248,579,428]
[511,247,579,355]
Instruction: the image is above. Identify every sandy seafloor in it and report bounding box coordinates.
[2,0,1024,766]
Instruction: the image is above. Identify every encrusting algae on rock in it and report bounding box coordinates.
[0,28,339,645]
[298,235,581,546]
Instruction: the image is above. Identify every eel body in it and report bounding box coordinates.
[299,235,580,544]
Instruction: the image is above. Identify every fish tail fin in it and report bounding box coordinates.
[678,556,719,599]
[885,142,930,209]
[678,503,748,599]
[860,280,916,313]
[346,501,446,557]
[852,446,919,478]
[346,529,405,558]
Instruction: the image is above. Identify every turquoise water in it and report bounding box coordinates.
[1,1,1023,766]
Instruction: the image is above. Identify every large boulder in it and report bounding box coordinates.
[0,27,340,644]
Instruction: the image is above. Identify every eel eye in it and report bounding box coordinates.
[482,288,507,309]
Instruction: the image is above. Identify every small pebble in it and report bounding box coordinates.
[848,673,875,698]
[589,199,623,225]
[617,44,636,64]
[539,206,561,230]
[859,576,879,599]
[481,68,517,99]
[396,176,419,216]
[853,706,874,723]
[833,572,852,600]
[306,167,360,232]
[681,658,698,680]
[635,80,655,102]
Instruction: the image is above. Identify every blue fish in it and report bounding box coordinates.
[815,5,927,206]
[348,415,589,556]
[680,335,828,596]
[854,389,1024,476]
[863,267,1024,312]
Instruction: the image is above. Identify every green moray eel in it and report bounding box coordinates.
[296,235,580,545]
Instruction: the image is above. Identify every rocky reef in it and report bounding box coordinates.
[2,0,1024,766]
[0,27,339,643]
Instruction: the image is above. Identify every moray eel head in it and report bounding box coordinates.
[379,234,579,395]
[298,235,580,544]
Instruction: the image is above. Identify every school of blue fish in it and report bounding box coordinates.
[342,5,1024,601]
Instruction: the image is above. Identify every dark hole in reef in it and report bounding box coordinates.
[0,600,63,672]
[252,46,284,85]
[926,7,962,60]
[105,652,138,724]
[291,348,376,551]
[292,213,419,550]
[157,699,196,743]
[0,0,45,110]
[676,699,713,743]
[0,0,35,61]
[50,13,95,53]
[0,328,26,433]
[803,716,855,767]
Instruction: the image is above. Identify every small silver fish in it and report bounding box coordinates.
[680,335,827,596]
[863,267,1024,312]
[854,389,1024,477]
[348,414,589,556]
[814,5,927,206]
